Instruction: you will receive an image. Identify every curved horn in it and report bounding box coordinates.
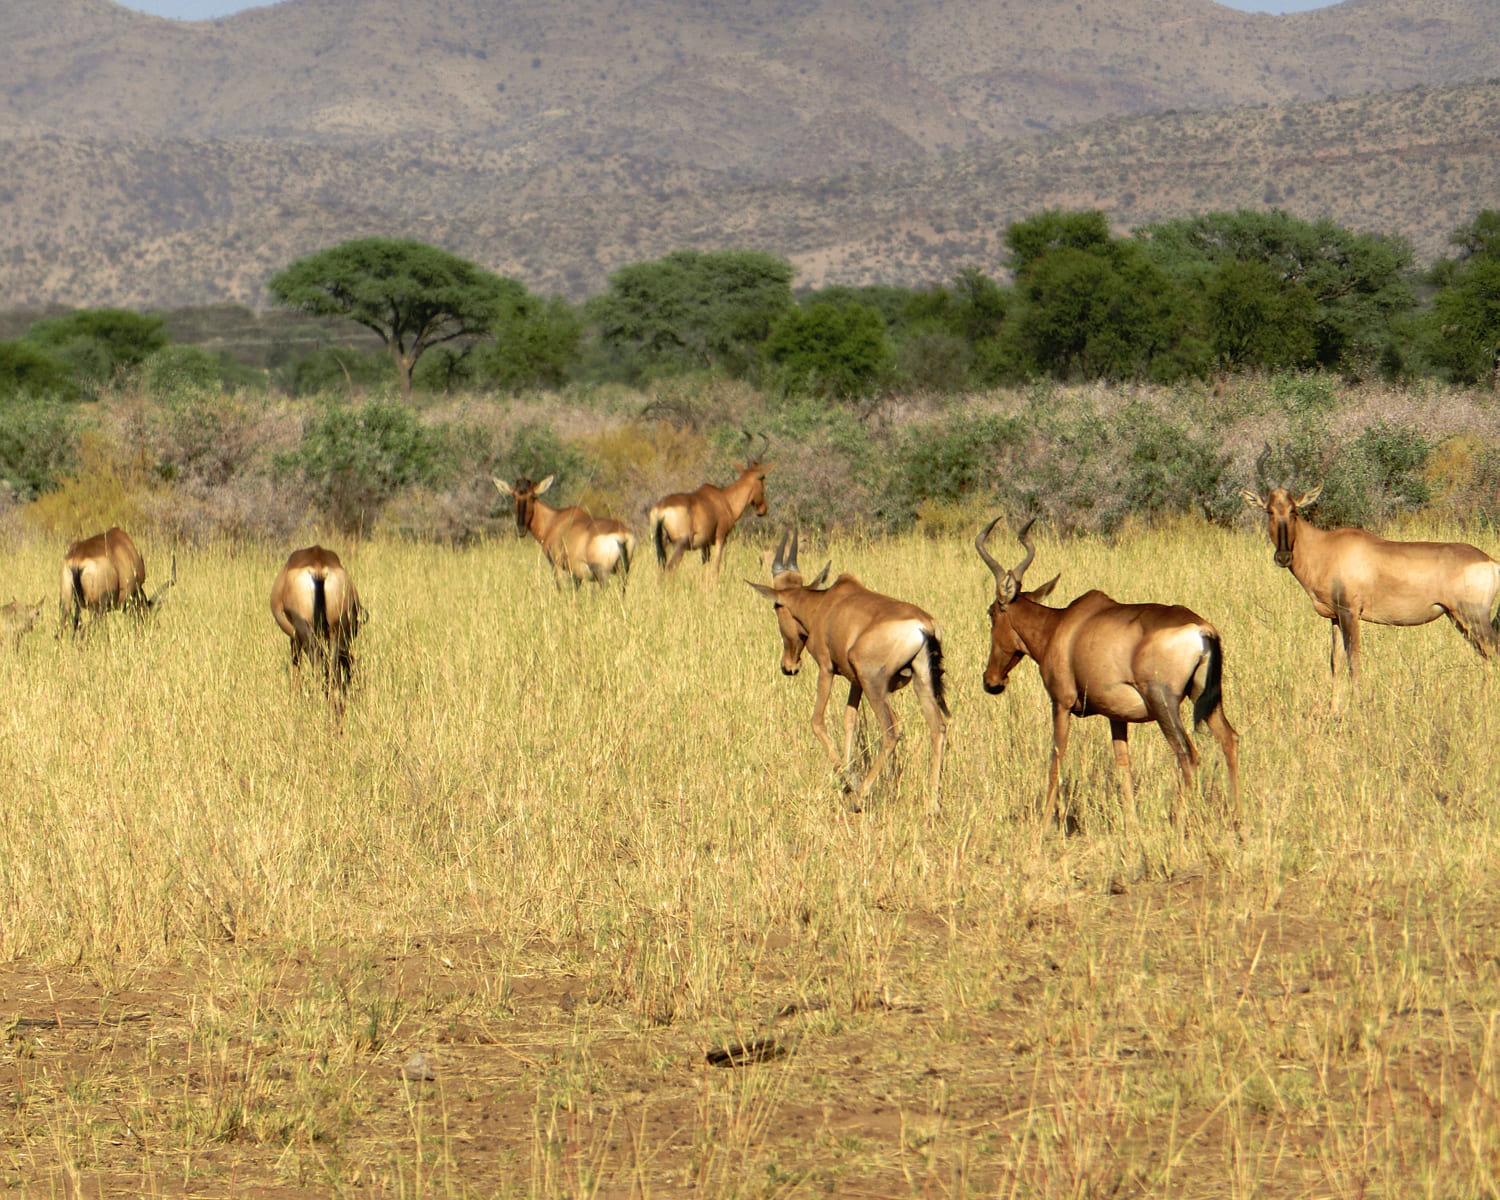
[787,526,800,573]
[1254,442,1272,492]
[146,554,178,609]
[772,530,789,576]
[755,432,770,462]
[975,515,1007,587]
[1013,517,1037,583]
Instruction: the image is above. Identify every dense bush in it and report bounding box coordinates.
[23,308,168,386]
[0,341,80,402]
[0,399,78,502]
[275,399,458,533]
[273,347,394,397]
[763,301,895,400]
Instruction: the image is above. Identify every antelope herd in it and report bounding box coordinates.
[21,445,1500,830]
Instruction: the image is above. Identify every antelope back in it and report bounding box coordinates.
[61,526,145,611]
[272,546,361,642]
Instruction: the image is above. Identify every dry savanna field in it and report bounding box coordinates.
[2,516,1499,1197]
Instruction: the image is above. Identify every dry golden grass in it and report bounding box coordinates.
[1,516,1499,1195]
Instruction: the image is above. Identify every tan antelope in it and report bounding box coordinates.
[1241,478,1500,681]
[977,517,1239,830]
[1,598,44,651]
[649,435,770,573]
[60,527,176,633]
[492,476,635,588]
[748,530,949,813]
[270,546,363,705]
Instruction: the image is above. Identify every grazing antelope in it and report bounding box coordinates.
[649,435,770,574]
[492,475,635,588]
[1241,481,1500,681]
[1,598,44,651]
[59,527,176,633]
[748,530,949,814]
[270,546,363,705]
[977,517,1239,831]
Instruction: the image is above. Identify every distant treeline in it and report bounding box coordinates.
[1,207,1498,407]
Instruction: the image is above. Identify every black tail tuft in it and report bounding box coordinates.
[68,566,84,628]
[652,517,667,567]
[926,632,950,719]
[312,574,328,641]
[621,536,633,576]
[1192,632,1224,729]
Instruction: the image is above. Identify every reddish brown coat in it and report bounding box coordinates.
[748,531,948,814]
[978,517,1238,830]
[1242,485,1500,679]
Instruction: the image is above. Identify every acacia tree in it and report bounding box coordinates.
[267,239,520,397]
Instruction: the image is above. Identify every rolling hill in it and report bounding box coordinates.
[0,0,1496,307]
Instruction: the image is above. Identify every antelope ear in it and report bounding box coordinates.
[1029,573,1061,601]
[536,475,555,495]
[999,575,1020,606]
[492,477,513,496]
[807,561,831,589]
[746,581,779,601]
[1293,484,1322,509]
[1239,488,1266,509]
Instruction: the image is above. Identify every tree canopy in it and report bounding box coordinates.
[586,249,793,381]
[267,239,521,396]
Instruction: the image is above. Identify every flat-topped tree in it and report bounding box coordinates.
[267,238,520,398]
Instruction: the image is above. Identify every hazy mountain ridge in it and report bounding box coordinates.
[3,0,1498,309]
[3,0,1497,169]
[2,79,1495,309]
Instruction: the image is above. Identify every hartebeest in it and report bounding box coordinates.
[748,530,949,813]
[977,517,1239,830]
[492,476,635,588]
[649,436,770,573]
[1241,481,1500,681]
[270,546,363,705]
[60,527,176,633]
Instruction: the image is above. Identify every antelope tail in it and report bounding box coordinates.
[1192,632,1224,730]
[651,512,667,567]
[621,532,634,576]
[67,565,85,627]
[311,574,329,641]
[924,631,950,719]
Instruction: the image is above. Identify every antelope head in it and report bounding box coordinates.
[976,515,1058,695]
[747,528,830,676]
[493,475,554,537]
[1239,447,1321,569]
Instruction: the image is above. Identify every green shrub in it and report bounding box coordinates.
[275,400,458,533]
[763,302,896,400]
[274,347,393,397]
[24,308,168,386]
[0,341,81,402]
[1117,405,1229,520]
[0,399,78,502]
[142,345,264,395]
[884,413,1025,527]
[487,423,594,497]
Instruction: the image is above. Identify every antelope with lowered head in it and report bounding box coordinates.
[271,546,363,705]
[1242,457,1500,681]
[977,517,1239,831]
[60,527,176,633]
[493,475,635,588]
[748,530,949,814]
[649,434,770,574]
